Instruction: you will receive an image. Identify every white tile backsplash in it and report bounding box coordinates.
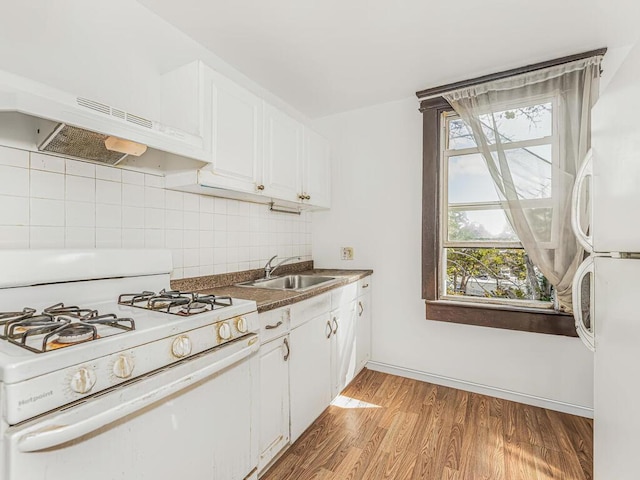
[0,147,313,279]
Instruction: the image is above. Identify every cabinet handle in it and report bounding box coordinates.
[298,193,306,200]
[332,317,338,334]
[325,320,332,339]
[256,184,265,191]
[283,337,290,361]
[265,321,283,330]
[362,283,369,289]
[358,301,364,317]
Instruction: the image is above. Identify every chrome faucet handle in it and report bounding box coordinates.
[264,255,279,279]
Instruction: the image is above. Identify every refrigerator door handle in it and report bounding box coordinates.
[571,148,594,252]
[572,256,595,351]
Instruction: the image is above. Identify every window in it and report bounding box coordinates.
[441,99,556,310]
[419,97,574,337]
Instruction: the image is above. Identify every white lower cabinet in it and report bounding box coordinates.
[258,335,290,472]
[256,276,372,474]
[289,312,332,442]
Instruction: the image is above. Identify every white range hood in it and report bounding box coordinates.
[0,69,209,163]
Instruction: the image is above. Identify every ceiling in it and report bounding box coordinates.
[140,1,637,118]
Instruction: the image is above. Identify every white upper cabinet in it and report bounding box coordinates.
[263,103,303,202]
[208,70,263,194]
[303,128,331,209]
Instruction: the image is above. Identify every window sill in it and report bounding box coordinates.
[425,300,577,337]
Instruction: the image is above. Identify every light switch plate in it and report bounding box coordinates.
[341,247,354,260]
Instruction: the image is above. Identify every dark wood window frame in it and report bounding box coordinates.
[420,96,576,336]
[416,48,609,337]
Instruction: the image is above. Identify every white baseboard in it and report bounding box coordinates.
[366,361,594,418]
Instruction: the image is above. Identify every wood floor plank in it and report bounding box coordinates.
[261,369,592,480]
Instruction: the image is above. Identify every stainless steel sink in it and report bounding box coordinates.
[236,274,337,292]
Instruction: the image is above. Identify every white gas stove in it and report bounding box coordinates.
[0,249,259,480]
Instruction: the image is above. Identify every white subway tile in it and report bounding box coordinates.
[200,247,214,265]
[213,247,227,265]
[238,202,250,217]
[165,229,183,249]
[95,165,122,182]
[122,206,145,229]
[183,230,199,249]
[122,228,145,248]
[213,264,227,274]
[213,214,227,231]
[30,152,65,173]
[144,187,165,208]
[65,201,95,227]
[170,268,184,280]
[238,261,251,271]
[145,174,164,188]
[65,159,95,178]
[65,227,95,248]
[199,196,214,213]
[0,195,29,225]
[199,265,214,276]
[96,180,122,205]
[122,184,144,206]
[183,193,199,212]
[199,212,213,230]
[183,266,199,278]
[30,198,64,226]
[66,175,95,202]
[144,229,165,248]
[214,198,227,215]
[165,209,183,230]
[227,246,238,263]
[0,226,29,247]
[183,211,199,231]
[96,204,122,228]
[238,246,251,263]
[165,190,184,210]
[145,208,165,229]
[121,170,145,185]
[199,230,213,247]
[0,165,29,197]
[172,249,184,268]
[213,231,227,248]
[183,248,200,267]
[250,246,260,261]
[0,146,29,168]
[227,200,239,215]
[96,228,122,248]
[30,226,64,248]
[30,170,64,200]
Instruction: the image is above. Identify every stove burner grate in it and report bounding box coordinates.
[0,308,36,339]
[119,289,233,316]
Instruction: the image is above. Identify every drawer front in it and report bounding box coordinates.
[358,276,372,296]
[260,307,291,344]
[290,292,331,330]
[331,282,358,309]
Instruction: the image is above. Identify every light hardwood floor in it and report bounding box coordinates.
[261,368,593,480]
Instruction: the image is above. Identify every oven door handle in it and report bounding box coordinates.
[17,338,259,453]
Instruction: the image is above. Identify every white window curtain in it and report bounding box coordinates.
[444,57,601,312]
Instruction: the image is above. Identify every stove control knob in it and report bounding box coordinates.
[70,367,97,394]
[218,322,232,340]
[236,317,248,334]
[172,335,192,358]
[113,354,135,379]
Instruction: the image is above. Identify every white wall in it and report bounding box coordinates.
[312,97,594,412]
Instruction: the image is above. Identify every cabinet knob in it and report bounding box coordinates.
[256,184,265,191]
[305,194,311,200]
[298,193,306,200]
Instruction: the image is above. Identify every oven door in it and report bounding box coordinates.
[2,335,259,480]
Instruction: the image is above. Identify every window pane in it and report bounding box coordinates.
[445,247,553,302]
[496,145,552,200]
[448,209,518,242]
[448,118,477,149]
[448,154,500,203]
[479,102,552,144]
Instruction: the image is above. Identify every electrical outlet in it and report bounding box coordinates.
[341,247,354,260]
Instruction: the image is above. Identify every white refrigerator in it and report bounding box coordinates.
[572,41,640,480]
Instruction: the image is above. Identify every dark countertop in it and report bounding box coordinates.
[196,269,373,313]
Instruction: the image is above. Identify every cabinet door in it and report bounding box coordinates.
[356,291,372,373]
[289,313,332,442]
[263,103,302,202]
[259,336,290,472]
[303,128,331,208]
[331,300,358,398]
[209,71,263,193]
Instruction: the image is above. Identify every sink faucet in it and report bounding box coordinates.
[264,255,301,279]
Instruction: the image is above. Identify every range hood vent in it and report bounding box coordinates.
[76,97,154,130]
[38,123,130,165]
